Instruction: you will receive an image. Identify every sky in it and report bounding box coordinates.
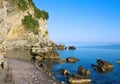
[33,0,120,43]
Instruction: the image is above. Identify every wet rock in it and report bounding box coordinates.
[58,69,70,76]
[61,81,65,84]
[117,60,120,64]
[92,59,113,73]
[56,44,65,50]
[66,57,79,63]
[55,59,66,64]
[64,47,67,50]
[68,74,91,84]
[78,66,90,76]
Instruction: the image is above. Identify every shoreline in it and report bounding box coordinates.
[3,57,59,84]
[1,49,60,84]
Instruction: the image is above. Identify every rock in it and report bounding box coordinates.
[68,75,92,84]
[0,0,53,48]
[0,44,6,54]
[0,44,7,70]
[61,81,65,84]
[117,60,120,64]
[55,59,66,64]
[56,44,65,50]
[0,54,4,64]
[58,69,70,76]
[77,66,90,76]
[64,47,67,50]
[68,46,76,50]
[38,63,48,71]
[66,57,79,63]
[35,55,42,60]
[92,59,113,73]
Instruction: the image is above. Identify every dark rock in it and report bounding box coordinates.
[92,59,113,73]
[66,57,79,63]
[58,69,70,76]
[77,66,90,76]
[64,47,67,50]
[68,46,76,50]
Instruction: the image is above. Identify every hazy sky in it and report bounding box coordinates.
[33,0,120,43]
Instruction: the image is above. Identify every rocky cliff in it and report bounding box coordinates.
[0,0,51,48]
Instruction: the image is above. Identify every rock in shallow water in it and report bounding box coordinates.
[77,66,90,76]
[117,60,120,64]
[92,59,113,73]
[68,75,91,84]
[66,57,79,63]
[58,69,70,76]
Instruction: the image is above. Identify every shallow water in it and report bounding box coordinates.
[52,43,120,84]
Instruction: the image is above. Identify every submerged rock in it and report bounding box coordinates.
[92,59,113,73]
[66,57,79,63]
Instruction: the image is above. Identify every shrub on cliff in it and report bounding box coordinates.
[34,8,49,20]
[18,0,27,11]
[22,14,39,34]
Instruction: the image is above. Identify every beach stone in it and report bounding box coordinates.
[4,58,59,84]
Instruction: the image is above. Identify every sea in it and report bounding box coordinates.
[52,42,120,84]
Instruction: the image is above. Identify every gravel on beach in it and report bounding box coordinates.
[0,58,60,84]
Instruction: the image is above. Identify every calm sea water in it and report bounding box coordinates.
[52,43,120,84]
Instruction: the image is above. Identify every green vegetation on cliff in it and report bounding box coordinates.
[34,8,49,20]
[18,0,27,11]
[22,14,39,34]
[17,0,49,20]
[19,0,49,34]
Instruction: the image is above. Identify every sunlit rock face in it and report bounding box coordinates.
[0,0,51,48]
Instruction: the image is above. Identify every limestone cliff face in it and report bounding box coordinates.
[0,0,50,48]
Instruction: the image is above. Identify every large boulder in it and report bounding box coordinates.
[66,57,79,63]
[68,74,92,84]
[77,66,90,76]
[92,59,113,73]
